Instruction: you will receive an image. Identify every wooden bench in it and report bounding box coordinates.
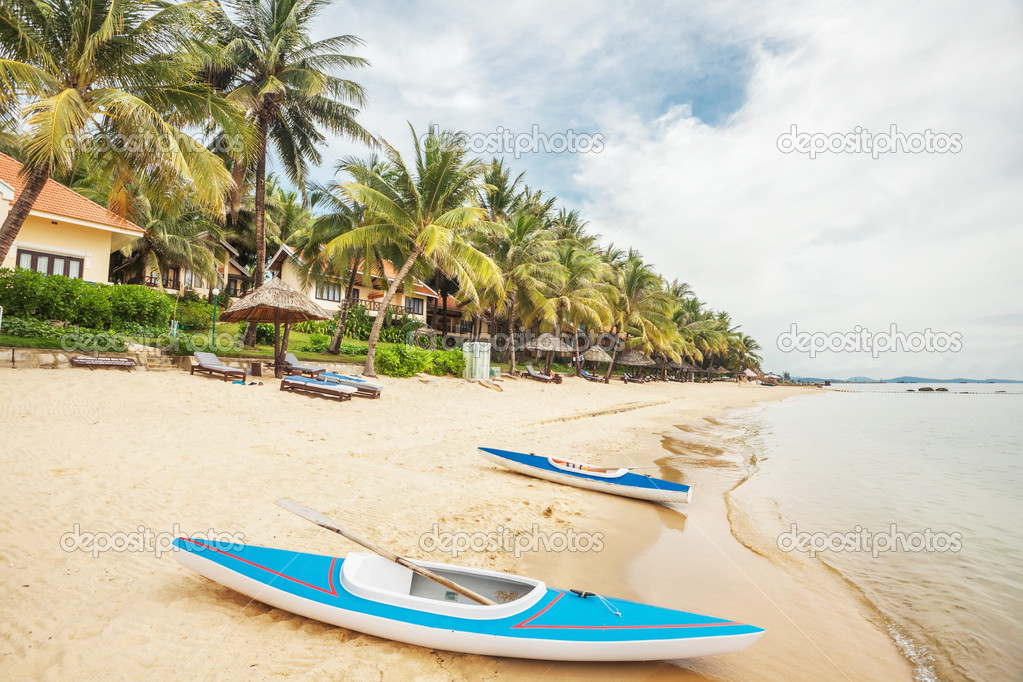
[71,356,137,371]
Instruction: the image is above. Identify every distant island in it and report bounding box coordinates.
[790,376,1023,384]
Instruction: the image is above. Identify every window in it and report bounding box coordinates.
[317,282,341,302]
[406,297,424,315]
[184,270,193,287]
[16,249,84,279]
[460,320,473,334]
[349,288,360,301]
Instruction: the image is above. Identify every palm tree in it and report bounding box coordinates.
[482,212,560,373]
[327,126,500,376]
[0,0,248,262]
[112,181,226,290]
[295,181,392,354]
[478,158,525,222]
[539,243,612,375]
[603,253,677,381]
[202,0,372,343]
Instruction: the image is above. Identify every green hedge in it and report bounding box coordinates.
[0,268,174,332]
[375,346,465,378]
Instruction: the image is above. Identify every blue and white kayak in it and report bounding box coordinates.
[173,538,761,660]
[478,447,692,504]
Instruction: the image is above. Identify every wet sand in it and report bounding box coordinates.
[0,368,911,680]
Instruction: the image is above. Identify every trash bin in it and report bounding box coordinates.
[462,342,491,381]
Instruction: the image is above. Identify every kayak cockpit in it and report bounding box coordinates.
[340,553,546,619]
[547,457,629,478]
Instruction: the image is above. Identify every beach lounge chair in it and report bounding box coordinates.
[284,352,327,378]
[580,368,606,384]
[319,372,383,399]
[71,356,136,371]
[190,352,246,382]
[280,375,356,402]
[525,364,561,384]
[622,372,646,384]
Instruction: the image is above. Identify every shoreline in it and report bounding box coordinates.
[0,368,910,679]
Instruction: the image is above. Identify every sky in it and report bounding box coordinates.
[299,0,1023,380]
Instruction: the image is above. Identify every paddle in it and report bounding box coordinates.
[275,498,497,606]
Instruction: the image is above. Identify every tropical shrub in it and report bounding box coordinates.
[375,346,464,378]
[255,323,275,345]
[427,349,465,377]
[106,285,174,331]
[375,345,431,378]
[176,299,215,329]
[301,333,331,353]
[293,319,334,335]
[0,316,64,339]
[336,343,368,356]
[344,303,372,340]
[76,284,113,329]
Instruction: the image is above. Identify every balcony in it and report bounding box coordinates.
[138,273,180,290]
[343,297,422,317]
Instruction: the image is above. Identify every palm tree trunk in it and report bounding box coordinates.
[363,245,423,376]
[328,265,359,354]
[604,331,621,382]
[574,331,583,376]
[0,162,52,263]
[243,110,270,347]
[507,293,517,374]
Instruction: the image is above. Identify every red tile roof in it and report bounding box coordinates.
[0,153,144,233]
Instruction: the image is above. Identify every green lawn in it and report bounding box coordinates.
[0,335,64,349]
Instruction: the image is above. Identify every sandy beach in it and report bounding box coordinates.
[0,367,913,680]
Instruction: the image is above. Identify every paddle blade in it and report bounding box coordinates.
[275,498,340,532]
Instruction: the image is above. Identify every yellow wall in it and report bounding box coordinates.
[0,214,127,283]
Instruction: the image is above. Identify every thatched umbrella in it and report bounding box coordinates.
[523,333,575,353]
[581,345,613,363]
[523,333,575,374]
[617,349,656,367]
[219,276,331,378]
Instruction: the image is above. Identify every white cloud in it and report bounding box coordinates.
[309,0,1023,379]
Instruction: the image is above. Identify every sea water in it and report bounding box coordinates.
[728,385,1023,681]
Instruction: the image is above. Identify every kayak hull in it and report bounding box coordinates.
[173,539,761,661]
[478,447,692,504]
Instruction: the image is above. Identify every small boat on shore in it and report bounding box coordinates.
[173,537,762,660]
[478,447,692,503]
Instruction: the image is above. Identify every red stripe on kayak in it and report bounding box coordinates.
[180,537,339,597]
[513,591,742,630]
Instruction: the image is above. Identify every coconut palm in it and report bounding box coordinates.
[294,181,393,354]
[478,158,525,222]
[538,243,613,375]
[481,211,560,373]
[325,126,500,376]
[112,182,226,290]
[603,253,677,381]
[0,0,249,262]
[200,0,372,343]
